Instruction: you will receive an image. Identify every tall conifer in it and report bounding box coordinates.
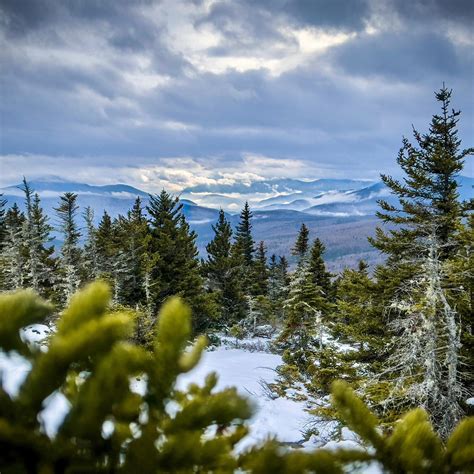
[55,192,82,304]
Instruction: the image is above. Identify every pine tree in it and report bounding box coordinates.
[268,254,289,321]
[55,192,82,304]
[147,190,214,332]
[292,223,309,262]
[204,209,246,325]
[370,86,473,262]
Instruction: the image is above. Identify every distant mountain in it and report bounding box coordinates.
[2,176,471,272]
[303,177,473,216]
[182,178,373,212]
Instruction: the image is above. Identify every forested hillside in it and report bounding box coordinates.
[1,87,473,472]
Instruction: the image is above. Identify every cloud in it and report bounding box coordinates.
[0,0,472,187]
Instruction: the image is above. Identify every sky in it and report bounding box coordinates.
[0,0,473,192]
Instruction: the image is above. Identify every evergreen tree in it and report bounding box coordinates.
[82,206,100,281]
[233,201,255,266]
[55,192,82,304]
[382,235,463,437]
[1,204,27,290]
[0,193,6,248]
[307,238,332,299]
[333,261,380,351]
[147,190,214,332]
[0,194,7,289]
[21,180,55,296]
[204,209,246,325]
[95,211,116,279]
[370,86,473,261]
[277,256,328,374]
[252,241,269,296]
[292,223,309,262]
[266,255,289,324]
[113,197,150,307]
[446,215,474,395]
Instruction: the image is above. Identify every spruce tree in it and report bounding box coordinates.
[0,194,7,289]
[382,235,463,437]
[147,190,214,332]
[82,206,100,281]
[204,209,246,325]
[1,204,27,290]
[113,197,150,307]
[21,180,55,296]
[252,241,269,296]
[370,86,473,261]
[95,211,116,279]
[55,192,82,304]
[292,223,309,262]
[233,201,255,266]
[446,215,474,396]
[0,193,6,248]
[307,238,332,299]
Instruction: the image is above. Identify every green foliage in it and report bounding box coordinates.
[148,189,217,333]
[0,283,251,473]
[203,209,247,325]
[331,381,474,474]
[292,223,309,261]
[370,86,473,261]
[1,286,473,473]
[233,201,255,267]
[54,192,82,303]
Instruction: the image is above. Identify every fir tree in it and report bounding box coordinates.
[55,192,82,304]
[370,86,473,261]
[292,223,309,262]
[233,201,255,266]
[204,209,246,325]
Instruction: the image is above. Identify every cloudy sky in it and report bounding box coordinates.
[0,0,473,192]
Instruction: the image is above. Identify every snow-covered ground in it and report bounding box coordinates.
[1,327,382,470]
[178,346,312,450]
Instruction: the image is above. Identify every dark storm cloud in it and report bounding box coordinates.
[390,0,474,27]
[0,0,473,185]
[329,31,469,81]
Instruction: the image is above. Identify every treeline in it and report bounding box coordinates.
[0,86,473,438]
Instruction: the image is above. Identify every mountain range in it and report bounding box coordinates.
[1,176,472,271]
